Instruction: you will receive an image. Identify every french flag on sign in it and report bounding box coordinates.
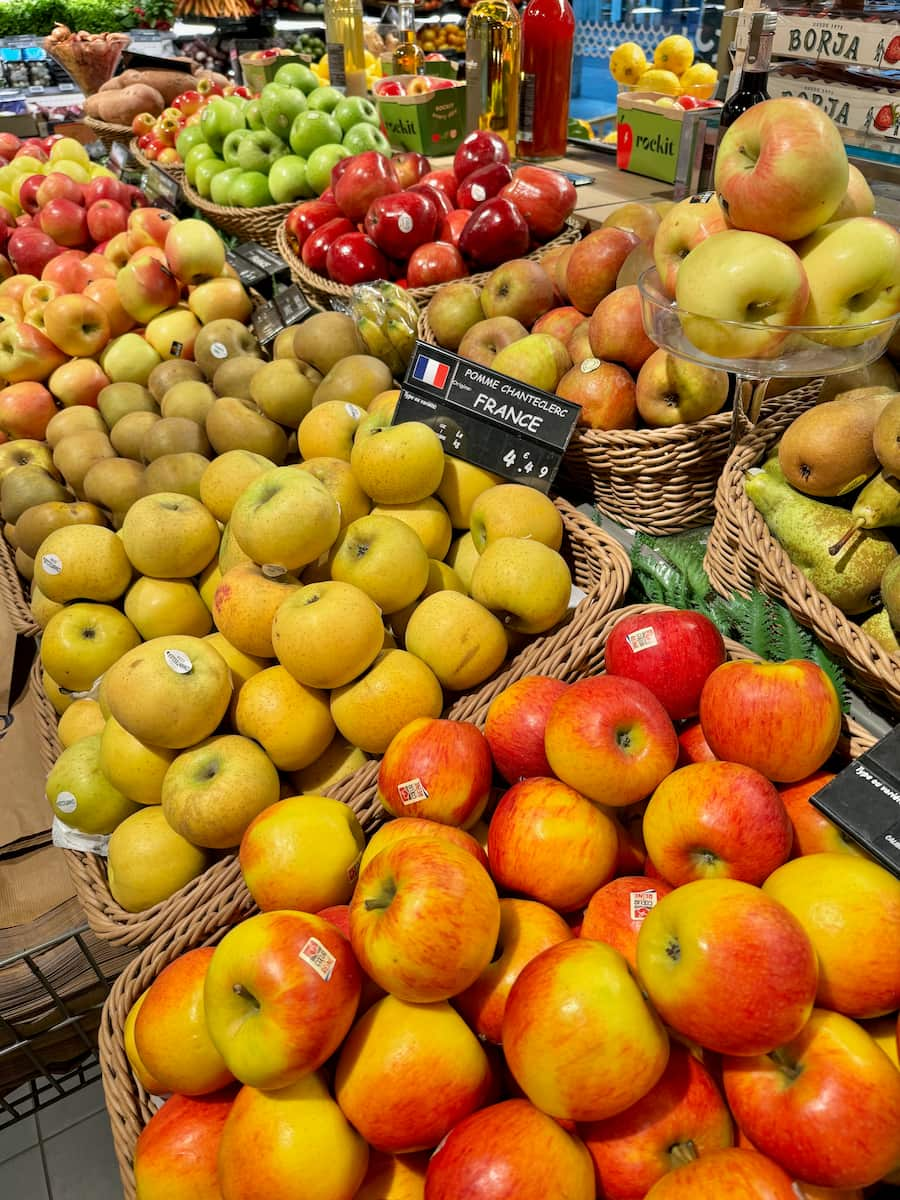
[412,353,450,389]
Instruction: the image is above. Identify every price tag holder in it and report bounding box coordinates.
[108,141,131,179]
[393,341,581,492]
[83,138,107,162]
[811,726,900,877]
[226,248,266,290]
[141,163,188,215]
[252,283,314,348]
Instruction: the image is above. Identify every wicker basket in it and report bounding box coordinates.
[97,600,878,1200]
[276,215,587,311]
[42,497,629,948]
[180,179,292,251]
[83,116,133,152]
[0,535,38,637]
[704,402,900,713]
[129,139,186,185]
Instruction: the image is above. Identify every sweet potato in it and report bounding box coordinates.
[114,68,197,105]
[84,84,166,123]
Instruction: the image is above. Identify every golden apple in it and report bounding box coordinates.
[297,399,363,461]
[471,537,572,633]
[99,716,176,807]
[350,421,445,504]
[107,806,209,911]
[212,562,301,659]
[437,458,503,528]
[235,666,335,772]
[46,733,140,834]
[199,449,274,523]
[295,456,371,530]
[272,581,384,689]
[121,493,220,579]
[229,466,340,571]
[446,531,480,593]
[124,576,213,640]
[330,515,429,615]
[330,649,443,755]
[289,736,367,794]
[371,496,453,559]
[41,601,141,693]
[404,591,508,690]
[57,698,106,748]
[469,484,563,552]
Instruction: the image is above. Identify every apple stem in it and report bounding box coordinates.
[232,983,260,1009]
[768,1049,803,1080]
[364,878,397,911]
[669,1140,699,1167]
[828,520,862,557]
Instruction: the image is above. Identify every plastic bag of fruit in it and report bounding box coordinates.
[338,280,419,376]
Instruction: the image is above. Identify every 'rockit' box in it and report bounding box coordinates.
[373,75,467,156]
[615,91,709,185]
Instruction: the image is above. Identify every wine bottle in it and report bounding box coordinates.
[719,9,775,132]
[465,0,521,156]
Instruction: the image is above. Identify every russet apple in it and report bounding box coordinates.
[636,878,819,1056]
[82,458,145,521]
[272,579,384,688]
[122,492,219,579]
[636,348,730,426]
[377,716,492,827]
[557,358,637,430]
[133,1088,237,1200]
[206,396,288,464]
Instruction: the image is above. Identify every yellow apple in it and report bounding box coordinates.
[229,466,340,571]
[297,399,364,461]
[404,591,508,690]
[57,698,106,747]
[144,307,202,362]
[42,669,74,716]
[32,523,132,603]
[212,562,302,659]
[0,438,55,482]
[218,520,254,573]
[388,558,466,642]
[330,515,429,615]
[235,665,335,772]
[197,560,222,612]
[46,733,141,834]
[40,602,141,693]
[295,456,371,530]
[203,631,266,699]
[107,806,210,911]
[99,716,176,807]
[124,577,212,640]
[29,583,65,630]
[469,484,563,552]
[199,450,275,523]
[471,537,572,633]
[101,332,162,385]
[350,421,445,504]
[437,458,503,528]
[371,496,453,559]
[123,990,167,1095]
[330,649,443,755]
[289,736,368,795]
[272,580,384,689]
[121,493,220,579]
[446,531,480,593]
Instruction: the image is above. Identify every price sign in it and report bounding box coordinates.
[393,342,581,493]
[252,283,314,348]
[83,139,107,162]
[228,242,291,298]
[108,141,131,178]
[141,163,186,215]
[811,726,900,877]
[226,248,266,289]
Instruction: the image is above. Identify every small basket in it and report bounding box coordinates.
[43,498,629,948]
[180,179,293,251]
[98,599,878,1200]
[0,535,38,637]
[129,139,185,185]
[276,214,587,311]
[83,116,133,152]
[704,401,900,713]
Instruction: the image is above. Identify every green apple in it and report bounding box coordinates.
[268,155,315,203]
[222,94,248,109]
[184,143,217,187]
[274,62,320,94]
[223,128,251,166]
[306,86,344,114]
[341,123,391,155]
[290,110,343,158]
[230,171,274,208]
[201,97,246,154]
[245,99,266,131]
[194,157,230,199]
[175,124,207,159]
[306,143,350,195]
[236,129,288,174]
[334,96,379,134]
[260,82,308,141]
[210,166,244,206]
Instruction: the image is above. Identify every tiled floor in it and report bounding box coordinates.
[0,1081,122,1199]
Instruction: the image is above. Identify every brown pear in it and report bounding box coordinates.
[111,411,161,461]
[147,358,204,402]
[82,458,145,516]
[817,357,900,404]
[212,356,265,401]
[52,431,116,498]
[15,501,108,560]
[873,395,900,478]
[778,389,896,497]
[142,416,212,462]
[206,396,289,463]
[160,380,216,425]
[1,466,72,524]
[292,311,365,376]
[142,453,210,501]
[312,355,395,411]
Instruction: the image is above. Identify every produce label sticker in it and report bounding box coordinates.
[625,627,659,653]
[41,553,62,576]
[300,937,336,982]
[164,649,193,675]
[398,777,429,806]
[630,889,659,921]
[395,341,581,493]
[55,791,77,814]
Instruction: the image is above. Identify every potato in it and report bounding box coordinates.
[85,84,166,123]
[116,68,196,105]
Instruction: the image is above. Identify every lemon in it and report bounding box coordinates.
[680,62,718,99]
[654,34,694,74]
[609,42,648,87]
[637,68,682,97]
[602,130,618,144]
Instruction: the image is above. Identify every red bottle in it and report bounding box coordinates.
[517,0,575,160]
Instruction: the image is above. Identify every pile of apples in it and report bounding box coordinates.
[283,130,579,289]
[119,608,900,1200]
[131,77,253,168]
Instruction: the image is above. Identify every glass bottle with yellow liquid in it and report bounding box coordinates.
[325,0,367,97]
[465,0,521,156]
[393,0,425,76]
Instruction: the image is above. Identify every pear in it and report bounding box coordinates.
[828,471,900,557]
[745,459,897,615]
[778,388,895,497]
[859,609,899,654]
[882,556,900,633]
[873,395,900,478]
[312,355,394,410]
[292,312,365,376]
[817,357,900,404]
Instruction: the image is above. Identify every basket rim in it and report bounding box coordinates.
[0,533,39,636]
[129,138,185,179]
[84,116,133,136]
[97,598,879,1200]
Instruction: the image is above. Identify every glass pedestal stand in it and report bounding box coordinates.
[638,268,900,449]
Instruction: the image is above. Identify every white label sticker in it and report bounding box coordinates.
[471,183,486,203]
[299,936,336,981]
[345,403,362,420]
[580,357,601,373]
[625,627,659,653]
[262,563,287,578]
[164,648,193,674]
[398,777,429,806]
[56,791,77,814]
[210,341,228,360]
[398,212,414,233]
[630,889,659,921]
[41,553,62,575]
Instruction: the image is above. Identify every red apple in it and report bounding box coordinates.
[126,206,178,253]
[391,150,431,189]
[484,674,569,784]
[722,1008,900,1189]
[636,878,818,1056]
[361,817,489,875]
[459,198,530,270]
[579,1044,734,1200]
[377,716,493,827]
[8,227,62,277]
[364,190,438,261]
[556,357,637,430]
[699,659,842,783]
[284,197,341,255]
[454,898,572,1044]
[86,199,129,243]
[326,232,392,285]
[677,720,717,766]
[487,776,619,911]
[544,674,679,808]
[640,1147,798,1198]
[453,130,510,182]
[409,180,453,219]
[642,761,793,886]
[17,175,44,216]
[15,141,48,163]
[407,241,467,287]
[580,874,674,970]
[565,227,641,315]
[425,1099,595,1199]
[0,133,20,159]
[588,283,658,374]
[0,381,57,439]
[333,151,401,225]
[301,215,355,273]
[532,305,584,342]
[499,165,578,242]
[133,1088,238,1200]
[38,198,88,249]
[778,771,866,857]
[438,209,471,248]
[604,609,727,721]
[83,176,130,208]
[417,168,459,208]
[457,161,513,211]
[36,172,84,209]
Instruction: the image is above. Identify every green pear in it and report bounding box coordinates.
[881,555,900,633]
[859,608,899,654]
[873,394,900,478]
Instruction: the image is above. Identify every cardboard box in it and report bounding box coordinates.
[769,69,900,142]
[381,55,457,79]
[615,92,704,184]
[374,76,466,155]
[771,12,900,73]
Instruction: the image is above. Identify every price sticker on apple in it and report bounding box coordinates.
[393,341,581,493]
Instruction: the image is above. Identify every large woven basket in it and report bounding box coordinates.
[97,599,879,1200]
[129,139,185,185]
[41,497,630,948]
[180,179,292,251]
[275,215,587,311]
[0,534,38,637]
[704,400,900,713]
[83,116,133,152]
